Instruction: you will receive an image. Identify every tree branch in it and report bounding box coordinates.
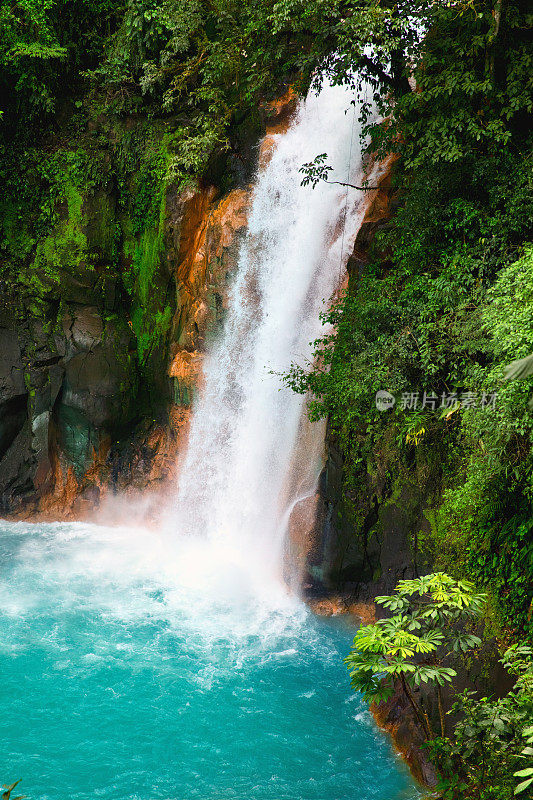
[358,54,396,90]
[323,179,379,190]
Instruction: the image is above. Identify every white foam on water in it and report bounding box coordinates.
[0,520,309,664]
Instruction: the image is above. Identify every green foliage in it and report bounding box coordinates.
[299,153,334,189]
[89,0,267,177]
[485,246,533,365]
[437,245,533,634]
[0,0,120,137]
[429,644,533,800]
[100,0,203,86]
[346,573,485,739]
[91,0,528,198]
[515,724,533,796]
[269,1,532,170]
[383,2,533,169]
[115,126,170,234]
[0,0,67,123]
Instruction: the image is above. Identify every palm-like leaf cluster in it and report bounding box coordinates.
[345,572,486,737]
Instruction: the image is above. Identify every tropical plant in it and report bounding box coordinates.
[514,724,533,796]
[345,573,486,739]
[429,644,533,800]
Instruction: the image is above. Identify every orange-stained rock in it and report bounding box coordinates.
[168,349,203,382]
[259,88,298,169]
[176,188,248,288]
[172,187,216,282]
[210,189,249,250]
[172,187,250,357]
[308,597,348,617]
[346,602,377,624]
[29,455,82,522]
[262,87,298,133]
[309,597,376,623]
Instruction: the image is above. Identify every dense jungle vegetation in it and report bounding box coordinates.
[0,0,531,797]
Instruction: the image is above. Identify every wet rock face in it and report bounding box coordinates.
[61,306,135,429]
[0,329,27,472]
[319,430,437,599]
[0,313,60,509]
[0,301,137,510]
[303,156,421,598]
[56,305,136,478]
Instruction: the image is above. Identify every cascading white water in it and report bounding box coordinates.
[169,81,380,595]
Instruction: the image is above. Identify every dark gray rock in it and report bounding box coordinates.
[0,300,137,509]
[0,327,25,403]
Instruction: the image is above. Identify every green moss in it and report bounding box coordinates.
[15,145,114,303]
[130,207,165,307]
[118,129,174,368]
[122,188,172,364]
[30,182,89,293]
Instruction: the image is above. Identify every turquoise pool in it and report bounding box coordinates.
[0,520,418,800]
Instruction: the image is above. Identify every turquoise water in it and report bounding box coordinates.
[0,521,418,800]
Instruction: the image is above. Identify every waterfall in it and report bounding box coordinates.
[168,80,378,595]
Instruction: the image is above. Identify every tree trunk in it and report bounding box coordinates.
[487,0,504,85]
[437,684,446,738]
[400,675,434,741]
